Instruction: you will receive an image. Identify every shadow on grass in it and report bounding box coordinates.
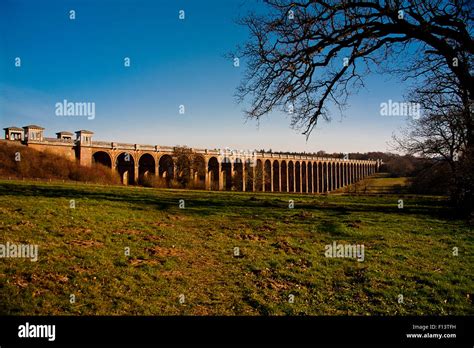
[0,182,458,220]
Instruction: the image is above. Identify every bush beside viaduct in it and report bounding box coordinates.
[3,125,380,193]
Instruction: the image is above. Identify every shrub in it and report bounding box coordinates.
[0,142,120,185]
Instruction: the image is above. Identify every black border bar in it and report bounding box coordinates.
[0,316,472,345]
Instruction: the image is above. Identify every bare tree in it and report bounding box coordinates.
[172,146,206,188]
[393,43,472,211]
[235,0,472,135]
[235,0,473,213]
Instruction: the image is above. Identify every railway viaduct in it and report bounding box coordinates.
[4,125,380,193]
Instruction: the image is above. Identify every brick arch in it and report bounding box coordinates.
[92,150,112,168]
[255,159,264,192]
[301,161,307,193]
[138,153,156,185]
[264,159,272,192]
[137,151,158,163]
[317,161,323,193]
[314,161,320,193]
[232,157,244,191]
[288,160,295,193]
[295,161,301,193]
[272,160,280,192]
[280,160,288,192]
[116,152,136,185]
[192,154,206,189]
[307,162,313,193]
[346,162,350,183]
[329,162,334,190]
[220,156,232,191]
[207,156,219,190]
[158,154,174,186]
[322,162,328,193]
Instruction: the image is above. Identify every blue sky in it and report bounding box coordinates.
[0,0,413,153]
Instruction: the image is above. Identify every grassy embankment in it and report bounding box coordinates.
[0,175,472,315]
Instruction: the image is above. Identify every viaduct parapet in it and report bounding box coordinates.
[3,125,381,193]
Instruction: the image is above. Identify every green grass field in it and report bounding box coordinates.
[0,177,472,315]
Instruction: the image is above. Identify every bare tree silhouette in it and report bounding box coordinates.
[235,0,473,213]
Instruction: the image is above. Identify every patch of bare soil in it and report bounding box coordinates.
[113,229,142,235]
[128,258,160,267]
[145,246,183,257]
[68,239,103,248]
[235,233,267,241]
[271,239,304,254]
